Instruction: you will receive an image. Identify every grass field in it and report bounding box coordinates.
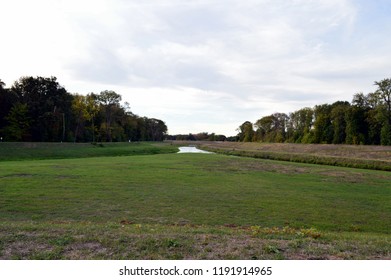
[0,142,178,161]
[0,142,390,259]
[195,141,391,171]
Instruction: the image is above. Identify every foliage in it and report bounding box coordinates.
[237,78,391,145]
[237,121,255,142]
[250,226,322,239]
[0,76,167,142]
[167,132,227,141]
[3,103,31,141]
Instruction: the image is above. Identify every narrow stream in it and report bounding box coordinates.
[177,146,214,154]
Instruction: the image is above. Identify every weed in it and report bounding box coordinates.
[51,236,74,246]
[165,238,181,248]
[251,226,322,239]
[298,228,322,239]
[264,244,280,254]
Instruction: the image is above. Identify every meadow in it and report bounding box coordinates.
[198,141,391,171]
[0,142,390,259]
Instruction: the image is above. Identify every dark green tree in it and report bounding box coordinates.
[11,76,72,141]
[313,104,333,144]
[287,107,314,143]
[345,108,367,145]
[330,101,350,144]
[374,78,391,145]
[237,121,254,142]
[3,103,31,141]
[144,118,168,141]
[97,90,122,142]
[0,80,18,135]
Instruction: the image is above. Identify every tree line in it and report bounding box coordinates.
[0,76,168,142]
[166,132,231,142]
[237,78,391,145]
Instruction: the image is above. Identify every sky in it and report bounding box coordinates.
[1,0,391,136]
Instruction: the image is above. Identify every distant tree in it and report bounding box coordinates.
[237,121,254,142]
[330,101,350,144]
[254,113,288,142]
[0,81,18,134]
[195,132,210,141]
[374,78,391,145]
[143,118,168,141]
[97,90,122,142]
[11,76,72,141]
[72,94,89,142]
[254,116,273,142]
[85,93,100,142]
[287,107,314,143]
[313,104,333,144]
[3,103,31,141]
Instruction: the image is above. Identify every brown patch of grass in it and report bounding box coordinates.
[198,142,391,162]
[0,241,54,260]
[1,222,390,260]
[63,242,109,259]
[317,170,366,183]
[195,142,391,171]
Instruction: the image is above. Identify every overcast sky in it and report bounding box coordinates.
[1,0,391,135]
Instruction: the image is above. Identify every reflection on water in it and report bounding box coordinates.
[177,146,214,154]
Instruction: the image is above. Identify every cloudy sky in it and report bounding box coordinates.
[1,0,391,135]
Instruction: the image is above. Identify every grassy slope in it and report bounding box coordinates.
[0,142,178,161]
[0,144,390,259]
[195,142,391,171]
[2,154,390,232]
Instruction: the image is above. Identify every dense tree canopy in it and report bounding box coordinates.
[237,78,391,145]
[0,76,167,142]
[166,132,228,142]
[2,76,391,145]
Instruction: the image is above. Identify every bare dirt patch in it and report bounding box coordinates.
[0,241,53,260]
[63,242,109,259]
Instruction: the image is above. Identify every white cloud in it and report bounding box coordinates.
[1,0,391,135]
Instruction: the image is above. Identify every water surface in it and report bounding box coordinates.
[177,146,214,154]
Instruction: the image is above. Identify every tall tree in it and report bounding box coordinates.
[3,103,31,141]
[97,90,122,142]
[237,121,254,142]
[0,80,18,134]
[11,76,72,141]
[254,113,288,142]
[330,101,350,144]
[287,107,314,143]
[313,104,333,144]
[86,93,100,142]
[145,118,168,141]
[345,109,366,145]
[71,94,89,142]
[374,78,391,145]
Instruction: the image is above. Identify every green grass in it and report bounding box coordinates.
[0,143,390,259]
[196,142,391,171]
[0,142,178,161]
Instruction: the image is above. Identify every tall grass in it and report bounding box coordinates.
[196,142,391,171]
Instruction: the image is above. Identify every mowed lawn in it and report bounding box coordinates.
[0,143,390,259]
[1,152,390,233]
